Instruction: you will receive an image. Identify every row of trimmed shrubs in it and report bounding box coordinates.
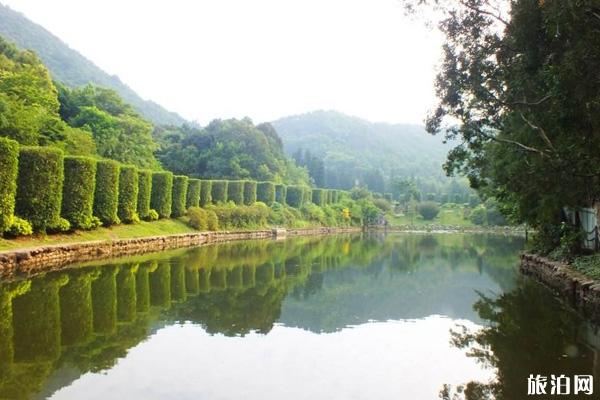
[0,137,347,235]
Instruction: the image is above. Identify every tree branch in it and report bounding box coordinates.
[519,112,556,152]
[459,0,510,26]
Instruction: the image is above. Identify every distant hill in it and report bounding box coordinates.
[0,3,187,126]
[272,110,455,190]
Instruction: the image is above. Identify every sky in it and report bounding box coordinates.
[2,0,443,125]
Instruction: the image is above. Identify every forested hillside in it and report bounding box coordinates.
[0,3,186,126]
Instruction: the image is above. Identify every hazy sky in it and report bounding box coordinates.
[2,0,442,125]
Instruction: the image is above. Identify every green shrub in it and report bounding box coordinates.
[227,180,244,205]
[61,156,97,229]
[469,205,487,225]
[208,203,269,229]
[172,175,189,217]
[147,209,159,221]
[49,217,71,233]
[257,182,275,206]
[418,201,440,220]
[275,184,287,204]
[151,171,173,218]
[200,180,212,207]
[186,179,201,208]
[15,146,64,232]
[117,165,139,223]
[303,188,313,205]
[331,190,339,204]
[211,180,228,203]
[207,209,219,231]
[373,198,392,212]
[187,207,208,230]
[0,137,19,234]
[243,181,257,205]
[326,190,334,204]
[312,189,326,207]
[5,216,33,237]
[302,203,326,224]
[286,186,304,208]
[137,169,152,219]
[93,160,120,226]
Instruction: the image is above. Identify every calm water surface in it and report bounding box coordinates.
[0,233,598,399]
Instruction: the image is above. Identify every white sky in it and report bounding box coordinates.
[2,0,442,125]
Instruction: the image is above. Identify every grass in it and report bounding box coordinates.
[571,254,600,280]
[0,218,196,251]
[386,205,474,228]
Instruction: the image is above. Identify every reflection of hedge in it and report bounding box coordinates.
[275,184,287,204]
[137,170,153,219]
[118,165,139,223]
[150,262,171,307]
[257,182,275,206]
[312,189,326,206]
[93,160,120,226]
[171,175,189,217]
[227,180,244,205]
[0,137,19,233]
[12,275,68,362]
[116,264,138,322]
[186,179,201,208]
[285,186,304,208]
[61,156,96,229]
[200,180,212,207]
[59,270,97,346]
[136,261,157,312]
[211,180,228,203]
[170,262,187,302]
[16,147,64,232]
[151,171,173,218]
[91,266,118,335]
[243,181,257,205]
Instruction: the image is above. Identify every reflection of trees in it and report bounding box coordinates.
[444,280,596,400]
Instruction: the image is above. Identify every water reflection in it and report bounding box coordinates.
[0,232,594,399]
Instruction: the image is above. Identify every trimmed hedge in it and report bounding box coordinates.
[200,180,212,207]
[257,182,275,206]
[275,184,287,205]
[243,181,257,205]
[227,180,244,205]
[186,179,201,208]
[151,171,174,218]
[312,189,326,207]
[286,186,304,208]
[303,188,313,205]
[137,169,152,219]
[93,160,120,226]
[326,190,333,205]
[211,180,228,203]
[61,156,96,229]
[171,175,189,217]
[118,165,139,223]
[0,137,19,233]
[331,190,339,204]
[16,147,64,232]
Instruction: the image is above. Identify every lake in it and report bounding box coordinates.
[0,232,598,399]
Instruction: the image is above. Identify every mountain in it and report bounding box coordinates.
[272,110,456,191]
[0,3,187,126]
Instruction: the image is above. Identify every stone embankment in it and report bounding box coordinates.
[520,253,600,324]
[0,227,361,278]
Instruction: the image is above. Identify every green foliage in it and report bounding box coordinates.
[372,197,392,213]
[61,156,96,229]
[199,180,212,207]
[243,181,257,205]
[286,186,304,208]
[418,201,440,221]
[312,189,326,207]
[93,159,120,226]
[15,146,64,232]
[49,217,71,233]
[331,190,340,204]
[171,175,188,217]
[186,179,201,208]
[208,202,270,229]
[211,180,228,204]
[147,209,159,221]
[275,184,287,204]
[257,182,275,206]
[187,207,208,230]
[150,171,173,218]
[227,180,244,205]
[5,216,32,237]
[469,205,487,226]
[302,188,312,205]
[117,165,139,223]
[0,137,18,233]
[206,209,219,231]
[136,169,152,220]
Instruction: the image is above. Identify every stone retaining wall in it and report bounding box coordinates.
[0,227,361,279]
[520,253,600,324]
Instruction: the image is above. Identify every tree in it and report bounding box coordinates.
[418,201,440,220]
